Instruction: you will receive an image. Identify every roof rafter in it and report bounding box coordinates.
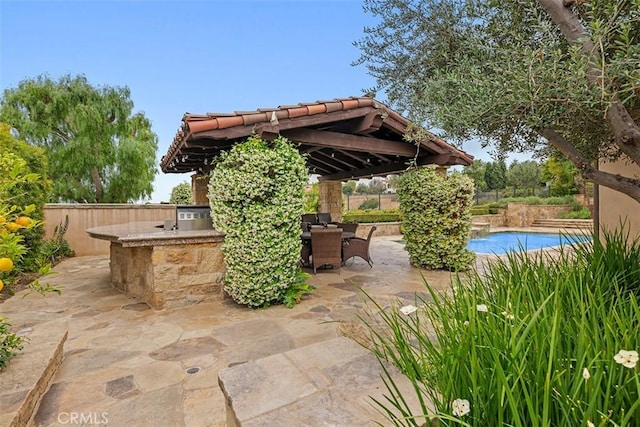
[281,128,419,157]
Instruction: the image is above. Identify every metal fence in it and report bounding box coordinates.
[474,186,552,204]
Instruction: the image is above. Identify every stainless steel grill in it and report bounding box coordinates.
[164,205,213,231]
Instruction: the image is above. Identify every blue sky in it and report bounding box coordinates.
[1,0,507,202]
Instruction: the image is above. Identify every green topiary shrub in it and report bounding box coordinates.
[397,167,475,270]
[208,135,310,308]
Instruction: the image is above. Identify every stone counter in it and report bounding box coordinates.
[87,222,226,309]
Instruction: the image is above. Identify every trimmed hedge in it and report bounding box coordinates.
[342,209,402,223]
[397,167,475,271]
[208,135,308,308]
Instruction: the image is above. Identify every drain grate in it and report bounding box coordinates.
[186,367,201,374]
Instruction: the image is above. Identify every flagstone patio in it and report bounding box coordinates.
[0,235,477,426]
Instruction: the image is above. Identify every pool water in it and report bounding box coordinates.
[467,232,591,255]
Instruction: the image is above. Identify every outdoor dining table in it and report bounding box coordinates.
[300,231,356,241]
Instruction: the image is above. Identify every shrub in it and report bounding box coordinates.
[0,316,24,371]
[0,125,52,271]
[560,208,592,219]
[359,228,639,426]
[358,198,380,210]
[342,209,402,223]
[208,135,310,308]
[397,167,475,270]
[0,153,60,369]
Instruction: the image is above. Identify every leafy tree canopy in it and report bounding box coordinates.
[463,160,488,192]
[506,160,542,190]
[342,180,356,196]
[0,74,158,203]
[169,182,192,205]
[356,0,640,202]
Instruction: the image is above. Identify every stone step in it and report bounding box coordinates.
[0,319,68,427]
[218,336,430,426]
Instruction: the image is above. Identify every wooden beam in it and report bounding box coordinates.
[319,161,413,181]
[330,111,385,134]
[319,153,453,181]
[281,128,419,157]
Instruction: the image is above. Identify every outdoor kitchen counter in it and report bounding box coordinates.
[86,222,227,309]
[86,221,225,246]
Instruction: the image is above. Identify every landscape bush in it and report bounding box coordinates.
[358,198,380,210]
[397,167,475,271]
[0,124,52,271]
[0,149,61,370]
[342,209,402,224]
[208,134,311,308]
[359,228,639,426]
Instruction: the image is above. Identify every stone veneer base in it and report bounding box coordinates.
[87,222,227,309]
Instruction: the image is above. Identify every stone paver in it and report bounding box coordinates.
[1,236,469,426]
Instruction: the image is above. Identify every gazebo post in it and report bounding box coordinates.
[191,173,210,206]
[318,180,342,222]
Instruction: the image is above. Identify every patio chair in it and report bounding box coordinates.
[302,213,318,224]
[300,243,311,267]
[317,212,332,225]
[336,222,358,233]
[310,228,342,274]
[342,225,377,267]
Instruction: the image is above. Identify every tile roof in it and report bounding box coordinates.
[161,96,473,178]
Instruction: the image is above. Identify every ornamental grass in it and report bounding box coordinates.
[359,228,640,426]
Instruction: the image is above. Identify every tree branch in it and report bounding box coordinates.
[541,127,640,204]
[91,168,104,203]
[538,0,640,164]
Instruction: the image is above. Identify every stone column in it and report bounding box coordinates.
[191,173,210,206]
[435,166,448,177]
[318,180,343,222]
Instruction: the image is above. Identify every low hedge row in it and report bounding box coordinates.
[342,209,402,223]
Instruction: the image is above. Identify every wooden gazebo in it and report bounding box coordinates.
[161,96,473,220]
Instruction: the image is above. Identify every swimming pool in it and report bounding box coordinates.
[467,232,591,255]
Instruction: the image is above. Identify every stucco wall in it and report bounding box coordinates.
[598,158,640,239]
[44,204,176,256]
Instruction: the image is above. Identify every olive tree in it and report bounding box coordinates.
[355,0,640,203]
[0,74,158,203]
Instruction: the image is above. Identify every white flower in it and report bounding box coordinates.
[463,320,470,327]
[587,421,594,427]
[582,367,590,380]
[399,305,418,315]
[614,349,639,368]
[476,304,488,312]
[501,310,514,320]
[451,398,470,417]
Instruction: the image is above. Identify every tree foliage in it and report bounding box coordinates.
[356,0,640,203]
[342,180,356,196]
[0,74,158,203]
[543,156,579,196]
[484,160,507,190]
[506,160,542,190]
[169,182,192,205]
[462,160,488,192]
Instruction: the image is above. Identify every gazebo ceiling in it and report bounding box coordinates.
[161,96,473,181]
